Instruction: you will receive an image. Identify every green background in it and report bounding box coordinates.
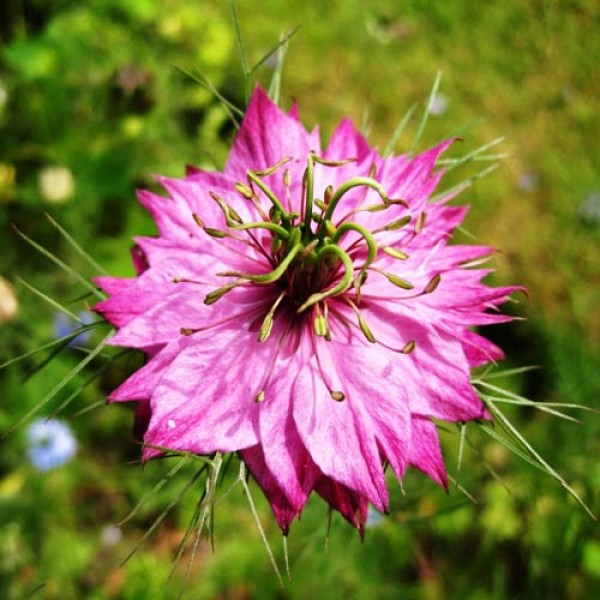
[1,1,599,598]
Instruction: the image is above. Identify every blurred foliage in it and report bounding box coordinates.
[1,1,599,599]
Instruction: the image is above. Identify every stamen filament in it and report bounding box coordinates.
[321,176,390,228]
[346,299,376,343]
[231,221,290,238]
[220,243,303,284]
[247,170,291,228]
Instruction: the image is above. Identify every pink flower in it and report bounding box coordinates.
[94,86,518,534]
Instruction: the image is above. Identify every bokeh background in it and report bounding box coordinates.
[1,1,599,598]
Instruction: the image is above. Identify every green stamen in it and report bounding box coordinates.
[247,170,291,228]
[231,221,290,239]
[321,176,391,232]
[219,243,303,284]
[258,292,286,342]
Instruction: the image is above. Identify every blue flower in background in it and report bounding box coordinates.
[26,418,77,471]
[53,310,95,346]
[366,506,385,528]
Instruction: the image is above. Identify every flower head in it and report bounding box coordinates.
[94,87,518,533]
[26,418,77,471]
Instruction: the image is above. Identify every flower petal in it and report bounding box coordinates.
[409,417,448,488]
[142,327,284,459]
[292,330,389,511]
[315,476,368,534]
[242,445,304,534]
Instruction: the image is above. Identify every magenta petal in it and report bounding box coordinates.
[258,363,320,511]
[241,445,303,534]
[142,326,285,459]
[315,477,369,534]
[292,336,388,511]
[108,339,189,402]
[225,86,320,205]
[409,417,448,488]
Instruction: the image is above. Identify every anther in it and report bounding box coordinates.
[192,213,205,228]
[374,268,414,290]
[235,182,254,199]
[258,292,286,343]
[324,185,334,205]
[179,327,197,336]
[204,280,243,305]
[252,156,292,177]
[330,390,345,402]
[347,299,376,343]
[312,156,357,167]
[209,191,243,225]
[382,215,412,232]
[401,340,416,354]
[415,211,427,234]
[313,313,327,337]
[424,273,441,294]
[255,390,266,403]
[203,227,228,239]
[381,246,409,260]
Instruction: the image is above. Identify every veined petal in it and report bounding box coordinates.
[409,417,448,488]
[142,326,283,460]
[226,85,320,206]
[108,338,190,402]
[242,445,306,534]
[315,476,369,534]
[258,350,321,511]
[292,330,389,511]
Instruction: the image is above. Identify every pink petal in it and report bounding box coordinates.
[409,417,448,488]
[258,358,321,511]
[292,330,389,511]
[108,338,190,402]
[142,325,285,460]
[315,476,368,534]
[242,445,304,534]
[225,86,320,208]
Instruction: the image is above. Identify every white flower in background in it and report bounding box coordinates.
[26,418,77,471]
[38,166,75,204]
[0,276,18,323]
[428,92,448,116]
[100,525,123,547]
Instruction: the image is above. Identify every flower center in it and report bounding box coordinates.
[186,153,439,346]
